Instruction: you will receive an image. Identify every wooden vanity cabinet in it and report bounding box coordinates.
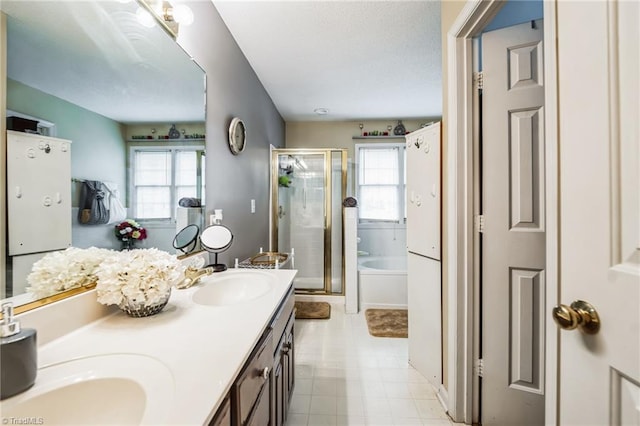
[211,285,295,426]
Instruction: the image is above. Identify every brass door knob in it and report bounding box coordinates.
[552,300,600,334]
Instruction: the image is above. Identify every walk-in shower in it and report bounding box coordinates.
[270,149,347,295]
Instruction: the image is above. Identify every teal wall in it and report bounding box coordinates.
[7,78,126,195]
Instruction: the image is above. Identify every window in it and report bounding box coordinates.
[356,143,406,222]
[130,146,205,221]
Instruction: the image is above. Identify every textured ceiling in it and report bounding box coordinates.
[3,1,205,124]
[213,0,442,122]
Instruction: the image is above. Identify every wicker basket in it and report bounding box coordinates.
[249,252,288,266]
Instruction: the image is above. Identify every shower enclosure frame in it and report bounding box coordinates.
[270,148,347,295]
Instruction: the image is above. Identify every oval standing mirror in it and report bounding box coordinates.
[200,225,233,272]
[173,224,200,254]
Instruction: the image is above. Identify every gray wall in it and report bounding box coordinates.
[177,2,286,266]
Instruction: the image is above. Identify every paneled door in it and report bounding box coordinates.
[481,20,545,425]
[554,1,639,423]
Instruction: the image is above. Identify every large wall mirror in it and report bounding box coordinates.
[1,0,206,309]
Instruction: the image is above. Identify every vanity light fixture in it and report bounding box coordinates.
[314,108,329,115]
[138,0,194,37]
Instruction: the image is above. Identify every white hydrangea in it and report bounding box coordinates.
[27,247,113,298]
[95,248,184,308]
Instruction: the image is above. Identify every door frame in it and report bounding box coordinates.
[445,0,559,423]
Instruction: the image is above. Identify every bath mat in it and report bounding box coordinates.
[295,301,331,320]
[365,309,408,338]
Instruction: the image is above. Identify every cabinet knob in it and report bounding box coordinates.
[262,367,270,380]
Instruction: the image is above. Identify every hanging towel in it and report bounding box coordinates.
[103,181,127,224]
[78,180,110,225]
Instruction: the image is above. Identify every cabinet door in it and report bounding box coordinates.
[233,331,274,425]
[272,362,284,426]
[209,395,231,426]
[282,315,295,406]
[246,381,271,426]
[7,132,72,255]
[406,123,441,260]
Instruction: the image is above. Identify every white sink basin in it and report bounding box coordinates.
[0,354,174,425]
[192,271,275,306]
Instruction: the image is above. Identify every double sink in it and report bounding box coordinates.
[1,270,278,425]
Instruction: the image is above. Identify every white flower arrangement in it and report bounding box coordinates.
[27,247,113,298]
[95,248,184,308]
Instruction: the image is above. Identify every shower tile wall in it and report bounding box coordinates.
[357,224,407,258]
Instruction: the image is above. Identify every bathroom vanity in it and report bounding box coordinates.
[1,268,297,425]
[213,285,295,426]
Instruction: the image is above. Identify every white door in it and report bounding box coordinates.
[481,20,545,425]
[554,1,639,424]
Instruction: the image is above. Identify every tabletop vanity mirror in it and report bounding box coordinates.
[200,225,234,273]
[173,225,200,255]
[1,0,206,312]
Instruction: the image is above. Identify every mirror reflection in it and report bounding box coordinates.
[2,0,206,306]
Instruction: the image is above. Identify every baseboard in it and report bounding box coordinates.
[361,302,408,310]
[437,384,449,413]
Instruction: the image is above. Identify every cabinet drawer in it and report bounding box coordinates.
[270,286,294,355]
[234,330,274,425]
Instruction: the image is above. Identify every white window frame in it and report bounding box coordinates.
[355,142,407,224]
[128,144,205,223]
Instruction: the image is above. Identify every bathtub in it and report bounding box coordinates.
[358,256,408,310]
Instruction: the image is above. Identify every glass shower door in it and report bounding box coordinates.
[274,151,327,292]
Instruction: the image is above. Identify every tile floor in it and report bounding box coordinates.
[286,302,455,426]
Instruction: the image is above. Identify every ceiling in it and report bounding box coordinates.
[212,1,442,122]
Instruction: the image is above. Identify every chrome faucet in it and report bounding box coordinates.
[176,266,214,289]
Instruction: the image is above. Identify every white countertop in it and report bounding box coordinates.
[14,268,297,425]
